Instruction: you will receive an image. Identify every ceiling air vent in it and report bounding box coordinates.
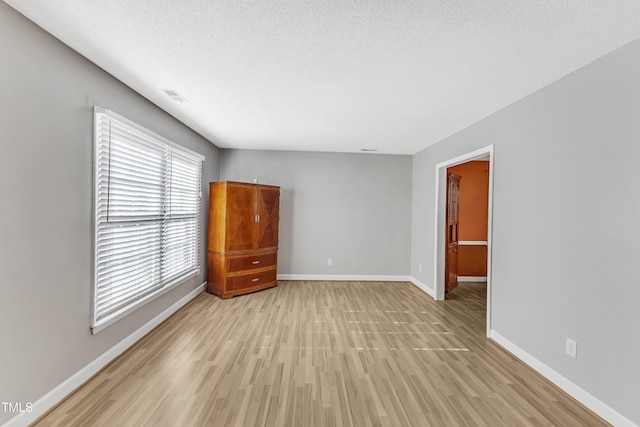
[360,148,378,152]
[163,89,187,103]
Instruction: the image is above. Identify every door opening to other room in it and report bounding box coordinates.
[434,145,494,336]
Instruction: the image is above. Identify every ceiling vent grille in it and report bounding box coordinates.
[163,89,187,103]
[360,148,378,152]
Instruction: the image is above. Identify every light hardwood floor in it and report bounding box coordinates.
[34,281,608,426]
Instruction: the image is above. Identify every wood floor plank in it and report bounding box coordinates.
[33,281,609,426]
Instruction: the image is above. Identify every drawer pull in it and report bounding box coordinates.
[252,261,260,264]
[251,278,260,282]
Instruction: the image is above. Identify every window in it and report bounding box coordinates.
[92,107,204,333]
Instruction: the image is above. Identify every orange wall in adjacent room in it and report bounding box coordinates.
[447,161,489,276]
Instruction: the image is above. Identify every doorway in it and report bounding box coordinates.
[433,145,494,336]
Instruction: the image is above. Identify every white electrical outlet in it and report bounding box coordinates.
[328,258,333,266]
[419,264,423,273]
[566,338,577,359]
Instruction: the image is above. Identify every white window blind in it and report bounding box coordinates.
[93,107,204,333]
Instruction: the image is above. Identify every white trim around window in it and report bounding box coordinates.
[92,107,204,333]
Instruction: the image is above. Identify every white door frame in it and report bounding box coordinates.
[433,145,494,336]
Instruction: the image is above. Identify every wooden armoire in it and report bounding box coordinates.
[445,173,461,293]
[207,181,280,299]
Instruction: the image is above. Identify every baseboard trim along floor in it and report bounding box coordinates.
[488,330,635,427]
[277,274,411,282]
[3,283,207,427]
[408,276,436,298]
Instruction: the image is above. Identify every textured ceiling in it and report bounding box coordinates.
[5,1,640,154]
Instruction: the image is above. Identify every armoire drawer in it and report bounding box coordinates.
[227,252,277,273]
[226,269,277,291]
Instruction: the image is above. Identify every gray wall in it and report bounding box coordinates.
[221,150,412,276]
[411,39,640,423]
[0,4,220,424]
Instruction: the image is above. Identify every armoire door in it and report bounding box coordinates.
[256,186,280,250]
[445,173,461,293]
[224,184,256,252]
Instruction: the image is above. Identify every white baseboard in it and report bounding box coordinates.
[458,276,487,282]
[277,274,411,282]
[276,275,437,301]
[489,330,637,427]
[3,283,206,427]
[408,276,436,299]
